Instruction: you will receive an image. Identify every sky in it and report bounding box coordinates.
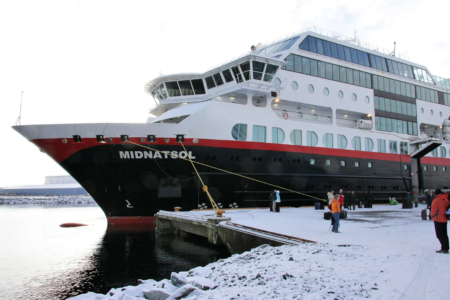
[1,0,450,187]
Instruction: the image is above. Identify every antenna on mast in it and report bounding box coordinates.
[390,42,396,57]
[14,91,23,126]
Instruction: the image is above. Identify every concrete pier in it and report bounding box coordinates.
[155,210,313,254]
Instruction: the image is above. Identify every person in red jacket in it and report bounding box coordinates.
[338,189,344,209]
[430,188,450,254]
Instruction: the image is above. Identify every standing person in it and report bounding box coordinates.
[430,188,450,253]
[426,190,433,209]
[327,190,334,205]
[350,191,357,210]
[269,189,276,212]
[338,189,344,210]
[331,194,341,233]
[413,191,419,208]
[367,190,374,208]
[275,190,281,212]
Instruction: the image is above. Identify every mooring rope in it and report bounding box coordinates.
[126,140,327,204]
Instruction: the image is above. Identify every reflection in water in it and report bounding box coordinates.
[0,205,229,300]
[57,231,230,299]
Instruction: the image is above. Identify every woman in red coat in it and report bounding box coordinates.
[430,188,450,253]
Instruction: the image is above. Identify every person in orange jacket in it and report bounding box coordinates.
[331,194,341,233]
[430,188,450,253]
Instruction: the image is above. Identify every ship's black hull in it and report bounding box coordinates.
[52,140,429,220]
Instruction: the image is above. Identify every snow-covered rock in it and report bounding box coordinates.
[167,284,198,300]
[170,272,187,287]
[186,276,216,290]
[142,288,172,300]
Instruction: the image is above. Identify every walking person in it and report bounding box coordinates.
[275,190,281,212]
[269,189,276,212]
[430,188,450,253]
[331,194,341,233]
[327,190,334,206]
[350,191,357,210]
[426,190,433,209]
[338,189,344,210]
[367,190,374,208]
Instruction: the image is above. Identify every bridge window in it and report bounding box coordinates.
[205,76,216,89]
[253,61,265,80]
[191,79,206,94]
[240,62,251,80]
[179,80,194,96]
[222,69,234,83]
[400,142,408,154]
[166,81,181,97]
[213,73,224,86]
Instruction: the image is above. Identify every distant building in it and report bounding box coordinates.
[0,176,88,196]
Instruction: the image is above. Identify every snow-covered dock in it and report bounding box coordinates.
[70,204,450,300]
[0,195,96,205]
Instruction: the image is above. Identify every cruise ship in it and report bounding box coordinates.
[13,27,450,226]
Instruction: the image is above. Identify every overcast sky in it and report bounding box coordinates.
[1,0,449,187]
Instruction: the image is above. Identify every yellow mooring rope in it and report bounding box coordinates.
[126,140,328,215]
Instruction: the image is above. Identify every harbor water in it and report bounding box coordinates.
[0,204,229,300]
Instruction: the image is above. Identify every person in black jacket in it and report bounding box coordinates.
[350,191,357,210]
[269,189,276,212]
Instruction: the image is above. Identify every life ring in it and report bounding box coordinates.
[283,113,288,120]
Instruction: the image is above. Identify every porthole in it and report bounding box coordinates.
[307,84,315,93]
[310,159,316,165]
[368,162,372,168]
[340,161,346,166]
[323,87,329,96]
[291,81,298,90]
[274,78,281,87]
[297,112,303,118]
[352,93,357,101]
[338,90,344,99]
[430,110,434,115]
[421,108,424,114]
[433,166,437,171]
[443,167,447,172]
[440,111,443,117]
[355,162,360,167]
[364,96,370,104]
[325,160,331,166]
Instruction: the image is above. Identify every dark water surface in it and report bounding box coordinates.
[0,205,230,300]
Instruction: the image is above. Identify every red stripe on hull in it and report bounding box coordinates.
[31,137,414,163]
[421,157,450,166]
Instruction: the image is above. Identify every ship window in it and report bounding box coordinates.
[253,61,265,80]
[73,135,82,143]
[263,64,278,82]
[377,139,386,153]
[222,69,234,83]
[365,138,374,151]
[302,57,310,75]
[344,47,352,62]
[352,93,357,101]
[291,81,298,90]
[166,81,181,97]
[433,166,437,171]
[232,124,247,141]
[147,135,156,142]
[423,166,428,171]
[356,51,365,65]
[330,42,338,58]
[307,84,314,93]
[337,134,347,149]
[290,129,302,145]
[323,40,331,56]
[213,73,224,86]
[252,125,266,142]
[179,80,194,96]
[400,142,408,154]
[121,135,129,142]
[444,167,447,172]
[191,79,206,94]
[240,62,251,80]
[272,127,285,144]
[326,160,331,166]
[350,49,358,64]
[323,87,329,96]
[307,131,318,146]
[310,159,316,165]
[368,162,373,168]
[338,90,344,99]
[299,38,309,50]
[315,39,324,54]
[232,66,244,83]
[159,84,168,99]
[323,133,333,148]
[205,76,216,89]
[96,135,105,143]
[341,161,346,166]
[431,148,438,157]
[389,140,398,154]
[307,36,317,52]
[337,45,346,60]
[355,161,360,167]
[404,165,408,170]
[352,136,361,150]
[441,146,447,158]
